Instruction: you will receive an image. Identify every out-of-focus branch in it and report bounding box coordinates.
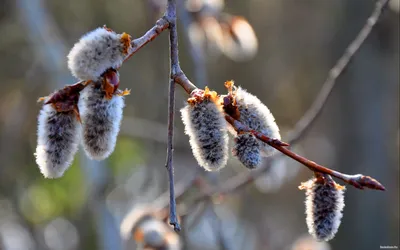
[177,0,208,87]
[286,0,390,144]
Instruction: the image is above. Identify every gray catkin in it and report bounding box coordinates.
[67,27,129,81]
[35,104,81,178]
[233,133,261,169]
[79,82,124,160]
[302,178,345,241]
[181,97,228,171]
[233,87,281,157]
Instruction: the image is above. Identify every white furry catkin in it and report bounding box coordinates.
[233,87,281,157]
[233,133,261,169]
[79,82,124,160]
[35,104,81,178]
[300,178,346,241]
[181,89,228,171]
[67,27,131,81]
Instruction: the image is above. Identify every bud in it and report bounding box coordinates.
[79,80,125,160]
[181,87,228,171]
[67,26,131,81]
[227,84,281,157]
[35,104,81,178]
[233,133,261,169]
[299,176,346,241]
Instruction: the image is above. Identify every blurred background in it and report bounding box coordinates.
[0,0,399,249]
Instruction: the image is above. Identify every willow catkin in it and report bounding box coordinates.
[79,82,124,160]
[67,27,131,81]
[233,133,261,169]
[35,104,81,178]
[181,88,228,171]
[300,178,346,241]
[233,87,281,157]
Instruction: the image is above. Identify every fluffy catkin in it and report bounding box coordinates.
[67,27,130,81]
[79,82,124,160]
[181,90,228,171]
[35,104,81,178]
[233,87,280,157]
[300,178,345,241]
[233,133,261,169]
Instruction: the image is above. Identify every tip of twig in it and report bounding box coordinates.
[350,174,386,191]
[170,222,181,232]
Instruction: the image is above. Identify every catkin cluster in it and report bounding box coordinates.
[299,176,346,241]
[121,206,181,250]
[35,26,131,178]
[181,81,281,171]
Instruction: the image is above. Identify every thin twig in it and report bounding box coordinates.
[286,0,390,144]
[225,115,385,191]
[123,18,169,62]
[165,0,181,232]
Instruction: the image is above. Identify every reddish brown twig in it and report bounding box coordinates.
[123,17,169,62]
[224,115,385,191]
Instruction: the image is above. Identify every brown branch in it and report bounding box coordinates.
[164,0,181,232]
[180,0,390,202]
[116,0,388,232]
[286,0,390,144]
[225,115,385,191]
[123,17,169,62]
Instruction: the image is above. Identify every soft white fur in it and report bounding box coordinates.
[181,100,229,171]
[68,28,126,80]
[233,87,281,157]
[35,104,81,178]
[79,84,124,160]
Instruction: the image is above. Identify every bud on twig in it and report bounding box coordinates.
[181,87,229,171]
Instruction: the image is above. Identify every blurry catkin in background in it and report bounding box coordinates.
[120,205,181,250]
[181,88,229,171]
[300,177,345,241]
[35,103,81,178]
[79,82,125,160]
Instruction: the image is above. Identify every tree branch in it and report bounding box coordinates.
[286,0,389,144]
[224,115,385,191]
[114,0,388,232]
[165,0,181,232]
